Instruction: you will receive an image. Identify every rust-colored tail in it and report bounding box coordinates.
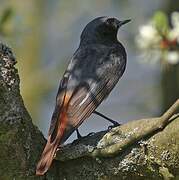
[36,92,70,176]
[36,135,60,176]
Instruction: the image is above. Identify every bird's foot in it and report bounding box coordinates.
[76,129,95,139]
[108,121,121,130]
[86,132,95,137]
[76,129,82,139]
[72,130,95,145]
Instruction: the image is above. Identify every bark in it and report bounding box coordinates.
[161,64,179,112]
[0,42,179,180]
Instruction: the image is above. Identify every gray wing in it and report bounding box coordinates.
[68,45,126,121]
[48,44,126,142]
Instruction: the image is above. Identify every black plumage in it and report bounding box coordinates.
[36,16,130,176]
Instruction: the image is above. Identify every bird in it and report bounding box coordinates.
[36,16,130,176]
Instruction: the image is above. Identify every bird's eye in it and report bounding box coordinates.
[106,18,115,26]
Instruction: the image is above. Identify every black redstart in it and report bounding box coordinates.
[36,16,130,175]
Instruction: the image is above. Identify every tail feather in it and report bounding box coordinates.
[36,135,60,176]
[36,93,69,175]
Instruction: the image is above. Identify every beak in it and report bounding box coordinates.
[118,19,131,27]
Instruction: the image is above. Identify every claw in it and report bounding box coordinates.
[72,130,95,145]
[108,122,120,130]
[76,129,95,139]
[86,132,95,137]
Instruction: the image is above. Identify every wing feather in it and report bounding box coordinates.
[66,75,120,129]
[48,44,126,143]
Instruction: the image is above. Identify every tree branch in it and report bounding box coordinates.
[57,102,179,160]
[0,42,179,179]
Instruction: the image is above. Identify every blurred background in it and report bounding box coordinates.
[0,0,178,143]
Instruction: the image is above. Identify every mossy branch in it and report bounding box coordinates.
[56,100,179,159]
[0,42,179,180]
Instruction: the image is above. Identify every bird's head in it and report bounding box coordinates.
[80,16,131,45]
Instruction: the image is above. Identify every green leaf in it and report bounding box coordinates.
[152,11,169,35]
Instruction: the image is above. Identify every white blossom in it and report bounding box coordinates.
[136,12,179,65]
[166,51,179,64]
[171,12,179,29]
[136,23,160,49]
[168,12,179,42]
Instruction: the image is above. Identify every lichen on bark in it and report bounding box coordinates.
[0,43,49,179]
